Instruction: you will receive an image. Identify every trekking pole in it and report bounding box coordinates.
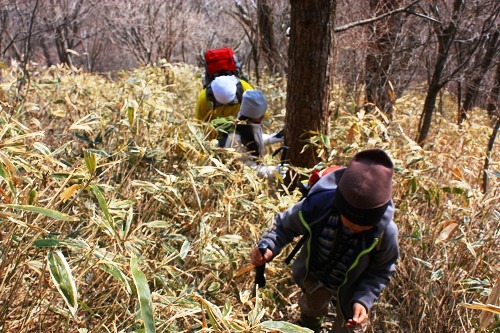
[272,145,289,181]
[253,241,269,296]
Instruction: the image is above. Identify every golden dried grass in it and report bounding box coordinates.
[0,61,498,332]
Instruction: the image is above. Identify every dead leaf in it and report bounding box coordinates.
[435,222,459,244]
[480,279,500,330]
[452,167,462,180]
[60,184,81,203]
[234,263,254,277]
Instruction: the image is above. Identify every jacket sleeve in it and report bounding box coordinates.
[260,200,309,259]
[260,189,336,259]
[262,133,285,146]
[195,89,210,121]
[351,221,399,312]
[226,129,278,180]
[253,165,277,179]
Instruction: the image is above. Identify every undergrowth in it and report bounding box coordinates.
[0,62,498,332]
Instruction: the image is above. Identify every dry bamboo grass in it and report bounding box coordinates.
[0,62,498,332]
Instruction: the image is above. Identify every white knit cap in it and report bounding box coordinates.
[238,90,268,119]
[211,75,239,104]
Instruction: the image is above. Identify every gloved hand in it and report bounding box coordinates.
[275,163,290,179]
[264,130,285,145]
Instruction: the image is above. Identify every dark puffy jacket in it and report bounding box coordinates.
[260,168,399,325]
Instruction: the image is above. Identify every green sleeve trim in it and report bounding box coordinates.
[337,237,379,326]
[298,210,312,284]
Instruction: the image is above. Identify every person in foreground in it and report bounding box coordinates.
[251,148,399,332]
[223,89,283,179]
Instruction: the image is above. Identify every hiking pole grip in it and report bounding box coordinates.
[254,264,266,288]
[254,241,269,288]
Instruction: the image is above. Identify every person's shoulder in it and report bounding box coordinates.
[384,219,398,238]
[301,188,336,223]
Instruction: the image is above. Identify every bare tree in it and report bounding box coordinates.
[0,0,32,63]
[335,0,424,112]
[416,0,496,146]
[39,0,92,68]
[285,0,336,169]
[230,0,260,82]
[460,29,499,123]
[16,0,39,99]
[105,0,187,66]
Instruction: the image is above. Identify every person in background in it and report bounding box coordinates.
[250,148,399,332]
[195,74,254,122]
[223,89,284,179]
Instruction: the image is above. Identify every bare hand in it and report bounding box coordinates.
[346,302,368,327]
[250,247,273,266]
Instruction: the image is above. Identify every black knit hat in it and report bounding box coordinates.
[335,148,394,226]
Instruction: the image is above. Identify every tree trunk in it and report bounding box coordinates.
[364,0,400,116]
[285,0,336,169]
[257,0,282,74]
[417,36,452,145]
[40,38,53,67]
[417,0,463,146]
[482,116,499,193]
[487,61,500,122]
[48,0,84,68]
[461,30,499,124]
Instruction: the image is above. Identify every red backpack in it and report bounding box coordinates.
[298,165,343,197]
[203,47,246,106]
[204,47,242,86]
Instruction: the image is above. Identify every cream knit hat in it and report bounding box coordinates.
[210,75,239,104]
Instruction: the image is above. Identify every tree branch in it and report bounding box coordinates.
[404,9,441,24]
[334,0,435,33]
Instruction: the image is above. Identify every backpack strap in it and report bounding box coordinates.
[235,80,243,104]
[285,235,307,265]
[206,84,216,108]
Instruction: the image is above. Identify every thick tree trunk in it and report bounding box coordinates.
[418,82,442,146]
[286,0,336,169]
